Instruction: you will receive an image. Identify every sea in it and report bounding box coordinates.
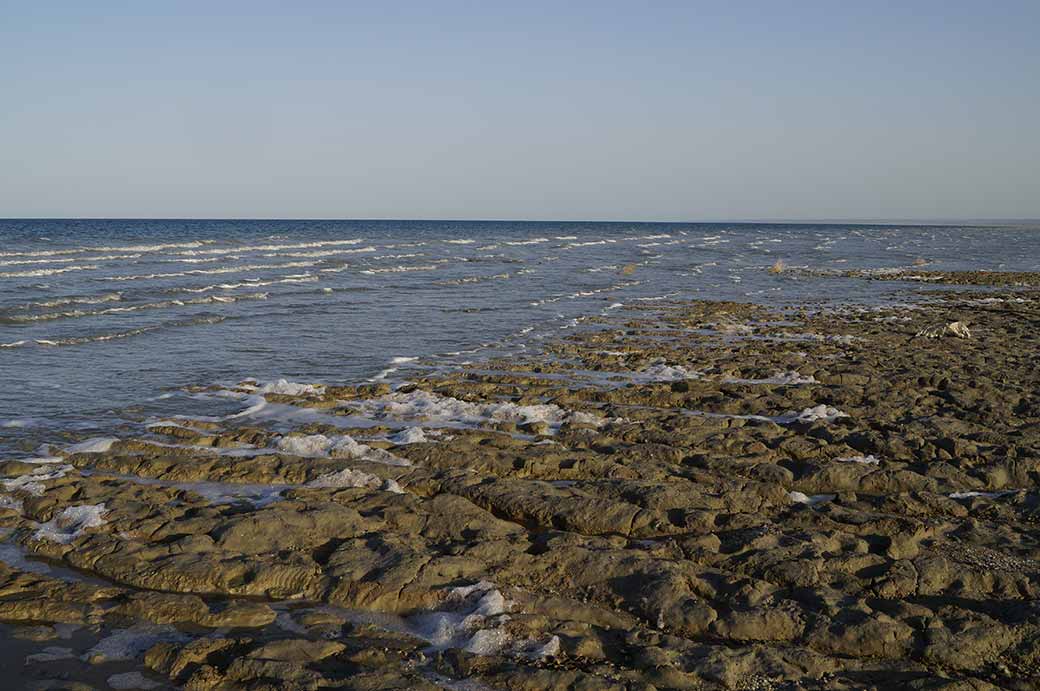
[2,219,1037,457]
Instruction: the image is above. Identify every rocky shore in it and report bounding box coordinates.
[2,273,1039,690]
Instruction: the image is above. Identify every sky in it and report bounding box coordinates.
[1,1,1038,221]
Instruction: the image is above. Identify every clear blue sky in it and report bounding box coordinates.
[1,1,1037,220]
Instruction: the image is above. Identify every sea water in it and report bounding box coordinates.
[1,218,1037,457]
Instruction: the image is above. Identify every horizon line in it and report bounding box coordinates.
[2,216,1038,226]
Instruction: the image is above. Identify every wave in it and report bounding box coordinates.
[1,292,268,323]
[164,256,238,264]
[434,272,513,286]
[164,274,318,293]
[529,279,641,306]
[0,264,98,279]
[174,239,365,256]
[168,275,319,294]
[370,253,425,260]
[0,251,154,268]
[5,293,124,310]
[0,240,213,259]
[360,264,441,274]
[0,257,82,267]
[260,246,377,258]
[562,239,617,249]
[622,233,671,241]
[101,261,315,281]
[0,315,227,348]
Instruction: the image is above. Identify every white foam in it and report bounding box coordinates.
[638,363,701,382]
[277,433,411,466]
[176,239,364,256]
[837,454,881,465]
[623,233,671,241]
[101,261,314,281]
[346,390,605,430]
[5,292,268,323]
[360,263,440,274]
[389,427,428,444]
[949,490,1015,500]
[65,437,118,454]
[2,464,74,496]
[1,316,226,348]
[305,468,405,494]
[0,256,82,266]
[563,239,615,248]
[173,274,318,294]
[213,393,378,431]
[33,504,107,544]
[788,491,836,506]
[0,240,212,259]
[267,246,376,258]
[255,379,326,396]
[409,581,513,654]
[463,628,511,654]
[0,264,98,279]
[504,237,550,246]
[779,405,849,424]
[524,635,561,658]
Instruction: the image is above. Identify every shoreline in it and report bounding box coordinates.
[1,273,1039,689]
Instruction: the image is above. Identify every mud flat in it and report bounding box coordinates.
[2,273,1039,690]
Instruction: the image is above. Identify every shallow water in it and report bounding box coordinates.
[2,219,1038,457]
